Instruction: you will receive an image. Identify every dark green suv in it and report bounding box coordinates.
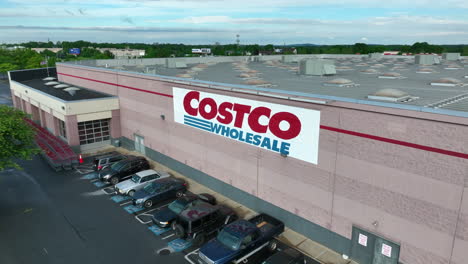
[172,202,237,246]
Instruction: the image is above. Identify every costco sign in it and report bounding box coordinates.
[173,88,320,164]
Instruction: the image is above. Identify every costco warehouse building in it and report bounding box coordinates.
[8,55,468,264]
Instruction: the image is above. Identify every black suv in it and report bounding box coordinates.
[98,156,150,185]
[93,152,127,171]
[172,203,237,246]
[152,193,216,228]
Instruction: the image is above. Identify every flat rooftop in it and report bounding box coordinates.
[10,68,112,101]
[108,57,468,113]
[77,56,468,113]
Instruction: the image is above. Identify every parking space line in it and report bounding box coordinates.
[148,225,171,236]
[123,204,145,214]
[90,179,99,183]
[135,216,152,225]
[93,181,108,188]
[184,248,199,264]
[120,201,132,206]
[136,202,170,217]
[111,195,131,203]
[102,188,115,195]
[162,233,175,240]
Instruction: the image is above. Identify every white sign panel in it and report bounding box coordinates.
[173,88,321,164]
[381,244,392,257]
[358,234,368,247]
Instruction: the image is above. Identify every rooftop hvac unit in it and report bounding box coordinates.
[165,58,187,68]
[415,54,440,65]
[252,56,263,62]
[442,53,460,61]
[299,59,336,76]
[282,55,296,63]
[368,53,384,60]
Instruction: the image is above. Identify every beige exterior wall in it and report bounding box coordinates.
[10,79,119,147]
[66,98,118,116]
[10,80,119,118]
[10,81,67,116]
[76,111,112,122]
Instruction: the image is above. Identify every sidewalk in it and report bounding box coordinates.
[85,146,358,264]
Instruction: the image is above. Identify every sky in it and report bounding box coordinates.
[1,0,468,45]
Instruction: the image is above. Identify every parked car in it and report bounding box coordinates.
[114,169,171,196]
[132,178,187,209]
[152,193,216,228]
[262,247,308,264]
[198,213,285,264]
[172,203,237,247]
[92,152,127,171]
[98,156,150,185]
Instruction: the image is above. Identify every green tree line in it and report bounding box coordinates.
[1,41,467,74]
[0,47,113,75]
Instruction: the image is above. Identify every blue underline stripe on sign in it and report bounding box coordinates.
[183,118,211,129]
[184,115,211,125]
[184,120,211,130]
[184,122,212,132]
[184,118,211,127]
[184,118,212,128]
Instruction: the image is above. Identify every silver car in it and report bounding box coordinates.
[114,169,170,196]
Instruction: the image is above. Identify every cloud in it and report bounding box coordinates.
[13,0,468,9]
[170,16,325,25]
[64,9,74,16]
[121,16,134,25]
[1,1,468,44]
[170,15,468,27]
[0,25,229,33]
[361,37,368,41]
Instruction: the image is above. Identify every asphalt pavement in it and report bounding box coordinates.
[0,156,188,264]
[0,79,318,264]
[0,80,13,106]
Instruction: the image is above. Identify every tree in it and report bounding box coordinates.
[463,46,468,56]
[0,105,40,170]
[41,49,56,58]
[353,43,369,54]
[264,44,274,51]
[0,63,18,74]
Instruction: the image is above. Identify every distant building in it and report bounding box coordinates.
[191,48,211,55]
[97,48,145,59]
[259,48,297,56]
[32,48,63,53]
[383,51,399,55]
[4,46,25,50]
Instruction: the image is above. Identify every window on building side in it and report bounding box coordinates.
[78,119,110,145]
[59,120,67,139]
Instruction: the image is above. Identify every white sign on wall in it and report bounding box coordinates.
[382,244,392,257]
[173,87,321,164]
[358,234,368,247]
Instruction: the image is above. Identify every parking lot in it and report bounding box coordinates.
[0,153,319,264]
[0,80,12,106]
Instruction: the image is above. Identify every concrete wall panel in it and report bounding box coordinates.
[43,109,56,134]
[338,133,466,185]
[339,108,468,153]
[451,238,468,264]
[336,154,463,210]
